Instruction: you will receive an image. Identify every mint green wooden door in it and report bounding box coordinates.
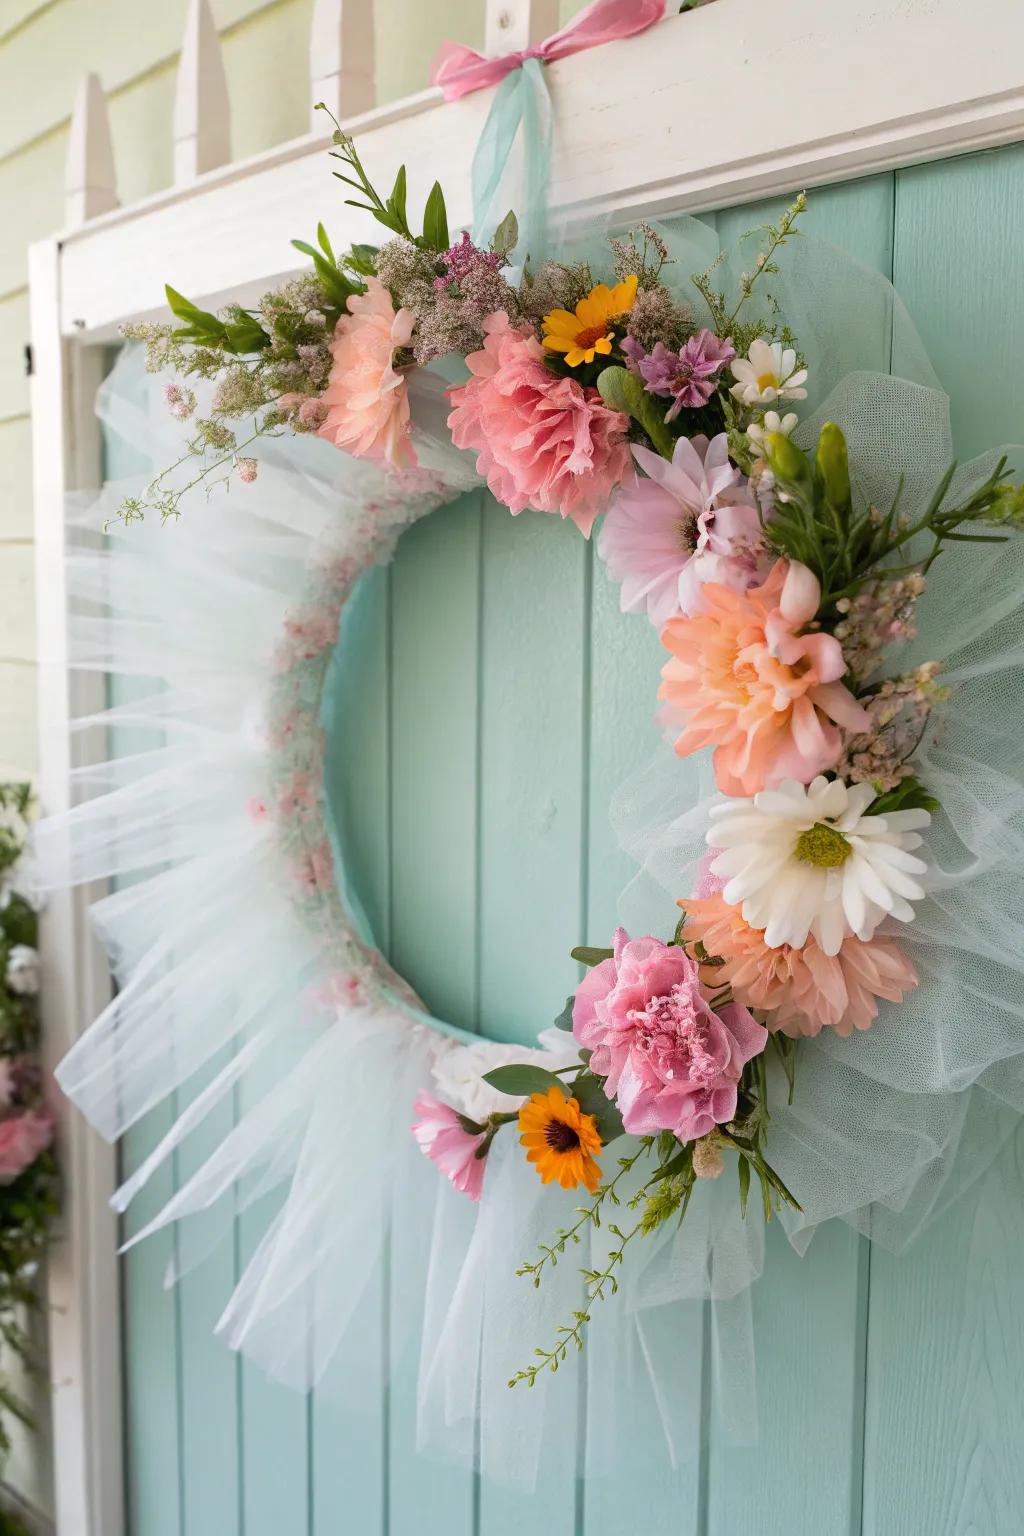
[118,148,1024,1535]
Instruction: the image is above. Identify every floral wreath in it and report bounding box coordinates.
[49,111,1024,1424]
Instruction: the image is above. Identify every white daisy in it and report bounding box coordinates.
[746,409,799,451]
[731,338,808,406]
[706,777,930,956]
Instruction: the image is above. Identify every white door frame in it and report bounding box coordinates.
[29,0,1024,1529]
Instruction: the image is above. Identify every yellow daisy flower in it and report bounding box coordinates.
[518,1086,603,1193]
[542,274,639,367]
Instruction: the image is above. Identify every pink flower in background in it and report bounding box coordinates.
[679,894,919,1037]
[660,560,870,797]
[598,434,767,627]
[572,929,766,1142]
[0,1108,53,1185]
[412,1092,488,1201]
[448,311,632,537]
[318,277,417,468]
[276,771,317,821]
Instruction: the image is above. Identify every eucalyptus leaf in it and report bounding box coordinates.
[596,365,676,459]
[481,1063,564,1097]
[571,945,614,968]
[552,994,575,1032]
[491,209,519,256]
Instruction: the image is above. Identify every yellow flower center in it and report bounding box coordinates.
[756,371,780,392]
[794,823,851,868]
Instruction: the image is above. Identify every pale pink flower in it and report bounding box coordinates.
[660,560,870,797]
[0,1108,53,1185]
[276,771,317,821]
[598,434,767,627]
[412,1091,488,1201]
[318,277,417,468]
[572,929,766,1143]
[447,311,632,537]
[679,893,919,1037]
[246,797,268,823]
[236,457,258,484]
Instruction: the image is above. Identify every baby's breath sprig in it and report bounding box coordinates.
[691,191,806,336]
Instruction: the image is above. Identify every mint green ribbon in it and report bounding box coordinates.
[471,56,553,263]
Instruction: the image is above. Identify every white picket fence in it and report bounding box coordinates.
[64,0,563,229]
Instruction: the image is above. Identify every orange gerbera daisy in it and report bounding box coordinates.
[518,1087,603,1193]
[542,274,639,367]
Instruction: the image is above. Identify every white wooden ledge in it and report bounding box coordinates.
[49,0,1024,339]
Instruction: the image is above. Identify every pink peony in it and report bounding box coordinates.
[660,559,871,797]
[679,893,919,1037]
[447,311,632,537]
[598,434,768,627]
[0,1108,53,1185]
[572,929,766,1143]
[318,277,417,468]
[412,1091,488,1201]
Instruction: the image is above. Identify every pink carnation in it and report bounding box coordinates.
[412,1091,487,1201]
[318,277,417,468]
[0,1108,53,1185]
[572,929,766,1143]
[447,311,632,537]
[679,893,919,1037]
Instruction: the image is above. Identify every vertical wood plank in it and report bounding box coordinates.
[484,0,559,54]
[387,493,483,1535]
[474,501,586,1534]
[65,73,117,226]
[173,0,230,184]
[175,1055,241,1536]
[582,526,704,1536]
[861,140,1024,1536]
[120,1109,184,1536]
[704,176,897,1536]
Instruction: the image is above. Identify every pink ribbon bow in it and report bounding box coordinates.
[430,0,666,102]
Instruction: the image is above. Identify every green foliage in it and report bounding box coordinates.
[570,945,613,968]
[864,775,941,817]
[165,286,269,355]
[551,994,575,1032]
[0,786,58,1472]
[596,365,676,459]
[482,1064,564,1097]
[290,222,363,316]
[764,424,1020,611]
[491,210,519,258]
[571,1071,625,1147]
[421,181,450,253]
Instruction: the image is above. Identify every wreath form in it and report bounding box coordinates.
[40,210,1024,1478]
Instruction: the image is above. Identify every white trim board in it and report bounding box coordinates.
[50,0,1024,339]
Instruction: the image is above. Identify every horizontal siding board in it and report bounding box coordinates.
[0,540,36,663]
[0,293,30,420]
[0,418,33,539]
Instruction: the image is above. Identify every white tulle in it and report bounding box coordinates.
[33,213,1024,1484]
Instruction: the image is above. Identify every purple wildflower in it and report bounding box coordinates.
[435,231,503,292]
[635,330,736,418]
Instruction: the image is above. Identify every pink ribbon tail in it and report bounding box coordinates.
[430,0,666,103]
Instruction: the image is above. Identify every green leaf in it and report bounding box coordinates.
[571,945,614,968]
[737,1152,750,1216]
[345,243,380,276]
[491,209,519,256]
[571,1071,625,1147]
[291,238,360,308]
[649,1146,692,1185]
[421,181,449,252]
[864,775,940,817]
[387,164,408,228]
[552,994,576,1032]
[481,1064,564,1097]
[595,366,676,459]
